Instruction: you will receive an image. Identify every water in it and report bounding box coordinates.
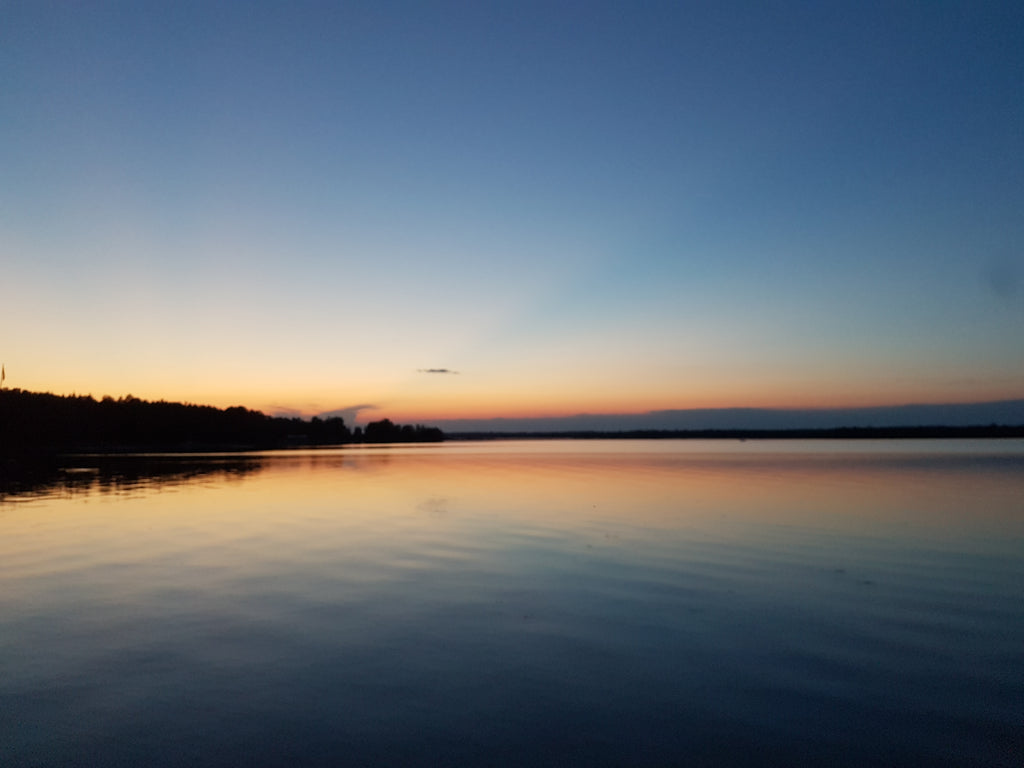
[2,440,1022,767]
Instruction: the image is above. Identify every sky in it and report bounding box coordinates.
[3,1,1023,425]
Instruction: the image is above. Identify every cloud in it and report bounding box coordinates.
[418,368,459,374]
[317,403,379,425]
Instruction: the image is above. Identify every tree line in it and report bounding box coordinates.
[0,388,443,455]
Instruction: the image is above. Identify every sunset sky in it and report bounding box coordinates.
[3,1,1023,424]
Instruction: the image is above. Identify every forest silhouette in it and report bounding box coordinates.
[4,387,1021,460]
[0,388,443,455]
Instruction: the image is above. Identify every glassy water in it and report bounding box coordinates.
[2,440,1022,767]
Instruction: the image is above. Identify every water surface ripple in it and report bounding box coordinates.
[2,440,1022,766]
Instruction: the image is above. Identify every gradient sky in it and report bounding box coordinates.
[3,1,1023,424]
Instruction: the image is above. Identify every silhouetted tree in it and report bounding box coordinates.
[0,388,440,455]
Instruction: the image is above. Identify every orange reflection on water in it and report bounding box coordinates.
[2,440,1023,591]
[244,441,1024,540]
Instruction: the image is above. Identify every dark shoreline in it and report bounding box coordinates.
[0,388,442,458]
[447,425,1024,441]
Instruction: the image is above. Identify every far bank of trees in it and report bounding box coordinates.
[359,418,445,443]
[0,388,443,455]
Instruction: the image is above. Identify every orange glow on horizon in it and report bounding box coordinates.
[7,368,1022,425]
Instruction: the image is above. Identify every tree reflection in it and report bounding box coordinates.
[0,456,266,503]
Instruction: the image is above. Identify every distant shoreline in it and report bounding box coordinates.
[447,425,1024,441]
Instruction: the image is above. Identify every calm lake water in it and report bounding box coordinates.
[2,440,1022,767]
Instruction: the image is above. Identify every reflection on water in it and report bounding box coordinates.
[0,455,264,500]
[1,440,1022,767]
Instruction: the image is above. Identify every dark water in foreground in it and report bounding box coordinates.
[2,440,1022,767]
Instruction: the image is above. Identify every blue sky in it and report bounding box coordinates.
[2,1,1022,423]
